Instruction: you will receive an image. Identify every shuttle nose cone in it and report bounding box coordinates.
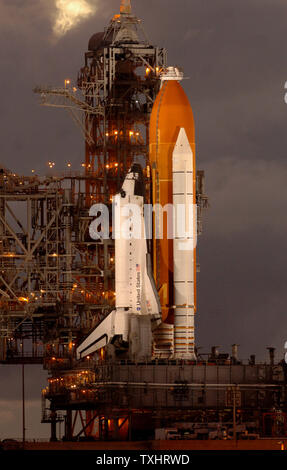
[121,164,144,197]
[131,163,144,197]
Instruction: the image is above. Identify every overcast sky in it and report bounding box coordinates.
[0,0,287,439]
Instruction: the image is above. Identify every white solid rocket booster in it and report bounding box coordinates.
[173,128,196,360]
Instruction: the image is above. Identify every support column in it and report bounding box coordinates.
[65,410,73,441]
[50,409,57,442]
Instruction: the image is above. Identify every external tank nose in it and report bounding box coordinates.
[149,80,195,177]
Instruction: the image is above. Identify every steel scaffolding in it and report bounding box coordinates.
[0,170,116,363]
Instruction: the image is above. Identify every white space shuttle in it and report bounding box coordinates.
[76,164,161,361]
[77,128,197,362]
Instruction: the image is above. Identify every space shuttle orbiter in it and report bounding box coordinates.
[76,164,161,361]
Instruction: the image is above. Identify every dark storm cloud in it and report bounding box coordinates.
[0,0,287,436]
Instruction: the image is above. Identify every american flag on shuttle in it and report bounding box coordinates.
[136,264,140,272]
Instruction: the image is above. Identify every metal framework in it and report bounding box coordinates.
[0,170,115,363]
[40,360,287,441]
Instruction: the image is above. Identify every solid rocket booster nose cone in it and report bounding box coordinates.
[173,128,193,155]
[120,0,132,14]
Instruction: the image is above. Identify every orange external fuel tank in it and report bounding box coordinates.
[149,73,196,325]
